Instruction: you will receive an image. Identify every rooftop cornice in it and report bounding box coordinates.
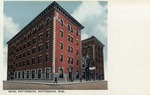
[52,1,84,29]
[82,36,105,47]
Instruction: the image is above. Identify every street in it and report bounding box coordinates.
[3,80,107,90]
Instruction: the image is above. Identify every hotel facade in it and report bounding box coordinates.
[7,1,84,82]
[82,36,105,80]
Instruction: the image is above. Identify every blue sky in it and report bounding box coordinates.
[3,1,107,80]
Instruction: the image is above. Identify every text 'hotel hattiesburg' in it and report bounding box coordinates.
[7,1,105,82]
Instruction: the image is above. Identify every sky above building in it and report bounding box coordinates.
[3,1,107,80]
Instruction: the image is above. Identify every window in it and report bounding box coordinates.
[68,24,70,31]
[76,71,79,79]
[76,50,79,55]
[20,38,22,43]
[32,28,36,35]
[68,56,70,64]
[38,56,42,64]
[16,55,18,60]
[32,38,36,44]
[27,50,30,56]
[76,59,79,65]
[46,54,50,62]
[18,72,20,78]
[71,57,73,64]
[60,42,63,50]
[19,62,21,67]
[32,58,36,64]
[32,70,35,79]
[20,46,22,50]
[19,54,22,59]
[46,29,50,38]
[71,47,73,53]
[60,30,63,38]
[70,37,73,43]
[68,46,70,52]
[23,52,26,57]
[59,68,63,78]
[16,48,18,52]
[98,53,100,57]
[76,40,78,46]
[32,47,36,54]
[38,34,43,41]
[38,69,42,79]
[22,71,25,79]
[38,23,43,31]
[23,43,26,49]
[46,42,49,49]
[27,71,29,79]
[28,32,31,38]
[60,54,63,62]
[23,61,25,66]
[82,63,85,67]
[28,40,31,47]
[71,26,73,32]
[15,72,17,78]
[68,35,70,41]
[98,47,100,51]
[46,18,50,25]
[60,19,63,26]
[46,68,50,79]
[38,45,43,52]
[23,36,26,41]
[76,31,79,36]
[16,63,18,67]
[27,60,30,65]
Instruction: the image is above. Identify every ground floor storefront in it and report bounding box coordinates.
[8,67,81,82]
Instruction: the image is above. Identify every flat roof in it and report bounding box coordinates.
[82,36,104,47]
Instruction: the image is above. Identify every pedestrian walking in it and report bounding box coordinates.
[80,77,82,82]
[54,77,57,84]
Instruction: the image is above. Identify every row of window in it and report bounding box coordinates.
[15,31,78,55]
[15,54,50,68]
[59,30,79,46]
[14,68,51,79]
[60,54,79,65]
[60,19,79,36]
[9,16,79,51]
[15,30,50,53]
[16,53,79,67]
[15,43,50,60]
[13,17,51,48]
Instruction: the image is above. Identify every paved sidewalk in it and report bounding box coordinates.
[3,80,108,90]
[5,79,104,85]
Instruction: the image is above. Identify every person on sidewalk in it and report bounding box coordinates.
[54,77,58,84]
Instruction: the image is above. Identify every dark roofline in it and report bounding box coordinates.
[82,36,105,47]
[52,1,84,29]
[7,1,84,44]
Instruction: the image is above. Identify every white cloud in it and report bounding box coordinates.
[3,14,20,80]
[3,14,20,45]
[72,1,107,42]
[81,33,88,40]
[72,1,102,24]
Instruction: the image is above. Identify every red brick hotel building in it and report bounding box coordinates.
[82,36,104,80]
[7,1,84,81]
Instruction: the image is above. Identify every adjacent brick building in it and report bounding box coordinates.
[82,36,104,80]
[7,1,84,81]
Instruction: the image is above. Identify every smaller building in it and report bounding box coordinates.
[82,36,105,81]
